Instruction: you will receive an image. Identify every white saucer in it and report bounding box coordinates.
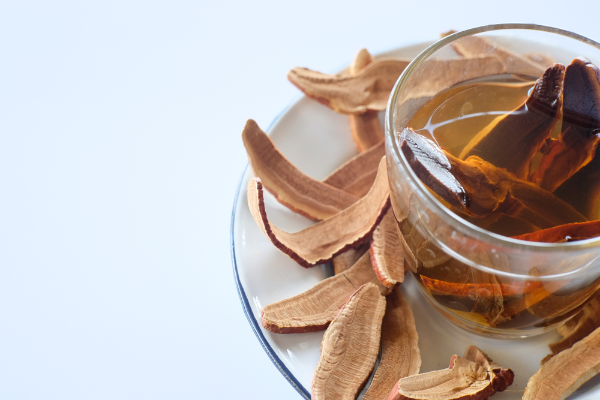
[230,41,600,399]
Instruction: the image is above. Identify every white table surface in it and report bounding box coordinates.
[3,1,600,399]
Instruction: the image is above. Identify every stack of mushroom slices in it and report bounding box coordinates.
[242,38,600,400]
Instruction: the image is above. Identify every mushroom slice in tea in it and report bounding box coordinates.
[363,286,420,400]
[242,119,358,221]
[311,283,386,400]
[262,251,389,334]
[370,209,405,289]
[323,139,385,197]
[348,49,385,152]
[524,326,600,400]
[247,157,390,268]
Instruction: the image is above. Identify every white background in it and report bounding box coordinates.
[2,1,600,399]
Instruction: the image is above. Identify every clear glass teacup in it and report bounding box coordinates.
[386,24,600,338]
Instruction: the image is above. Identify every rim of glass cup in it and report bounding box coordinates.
[387,23,600,269]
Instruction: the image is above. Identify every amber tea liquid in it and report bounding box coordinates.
[398,74,600,333]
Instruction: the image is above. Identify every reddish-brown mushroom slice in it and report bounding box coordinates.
[370,209,405,289]
[531,58,600,192]
[262,251,389,334]
[348,49,385,152]
[363,286,421,400]
[288,57,503,114]
[388,355,496,400]
[242,119,359,221]
[451,35,547,76]
[523,326,600,400]
[400,127,587,225]
[512,220,600,243]
[463,346,514,393]
[247,157,390,268]
[332,243,369,275]
[459,63,565,179]
[312,282,386,400]
[323,140,385,197]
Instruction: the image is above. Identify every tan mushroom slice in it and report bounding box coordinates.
[312,282,386,400]
[542,292,600,363]
[463,346,514,393]
[323,140,385,197]
[451,35,547,76]
[242,119,358,221]
[333,243,369,275]
[348,49,385,152]
[247,157,390,268]
[287,57,503,114]
[370,209,405,289]
[362,286,420,400]
[459,63,565,180]
[523,326,600,400]
[388,355,495,400]
[262,251,389,334]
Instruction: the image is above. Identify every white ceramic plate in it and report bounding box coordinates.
[230,42,600,399]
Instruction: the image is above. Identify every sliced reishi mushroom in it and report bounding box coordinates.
[247,157,390,268]
[512,220,600,243]
[332,243,369,275]
[323,139,386,197]
[459,63,565,180]
[463,346,514,393]
[370,209,405,289]
[288,57,503,114]
[312,282,386,400]
[363,286,420,400]
[242,119,358,221]
[523,326,600,400]
[348,49,385,152]
[262,251,389,333]
[531,58,600,192]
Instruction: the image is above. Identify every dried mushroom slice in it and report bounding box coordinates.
[323,140,386,197]
[242,119,358,221]
[333,243,369,275]
[463,346,514,393]
[311,282,386,400]
[348,49,385,152]
[451,35,547,76]
[388,355,494,400]
[531,58,600,192]
[288,58,410,114]
[459,63,565,179]
[247,157,390,268]
[543,292,600,361]
[262,251,388,333]
[523,326,600,400]
[370,209,405,289]
[512,220,600,243]
[363,286,420,400]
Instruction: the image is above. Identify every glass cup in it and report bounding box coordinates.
[386,24,600,338]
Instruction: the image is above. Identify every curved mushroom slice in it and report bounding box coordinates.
[523,326,600,400]
[451,35,547,76]
[363,286,420,400]
[247,157,390,268]
[288,57,503,114]
[312,282,386,400]
[531,58,600,192]
[262,251,389,333]
[459,63,565,179]
[323,140,385,197]
[348,49,385,152]
[242,119,358,221]
[388,356,494,400]
[370,209,405,289]
[543,292,600,362]
[463,346,514,393]
[333,243,369,275]
[512,220,600,243]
